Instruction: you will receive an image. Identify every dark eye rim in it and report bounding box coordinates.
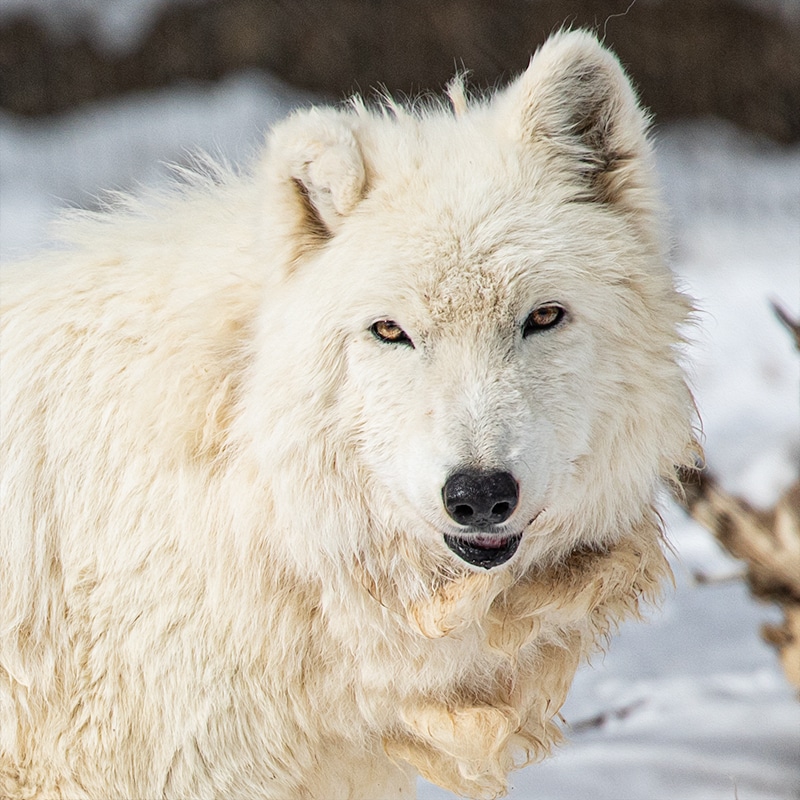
[522,304,567,337]
[369,319,415,348]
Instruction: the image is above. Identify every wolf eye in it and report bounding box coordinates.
[370,320,414,347]
[522,305,566,337]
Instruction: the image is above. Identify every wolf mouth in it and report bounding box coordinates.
[443,533,522,569]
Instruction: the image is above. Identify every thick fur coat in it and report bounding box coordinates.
[0,31,697,799]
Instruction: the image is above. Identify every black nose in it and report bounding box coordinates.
[442,469,519,528]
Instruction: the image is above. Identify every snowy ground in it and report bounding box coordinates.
[1,71,798,799]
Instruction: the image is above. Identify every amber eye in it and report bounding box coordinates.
[370,320,414,347]
[522,305,566,337]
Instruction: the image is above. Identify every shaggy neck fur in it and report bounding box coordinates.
[347,517,670,797]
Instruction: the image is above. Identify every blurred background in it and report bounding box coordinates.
[1,0,799,140]
[1,1,798,798]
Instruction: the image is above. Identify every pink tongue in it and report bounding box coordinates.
[471,534,508,549]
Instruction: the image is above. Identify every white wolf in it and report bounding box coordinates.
[0,30,696,800]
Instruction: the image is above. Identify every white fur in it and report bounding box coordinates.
[0,31,697,799]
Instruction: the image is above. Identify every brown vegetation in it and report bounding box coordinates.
[1,0,799,142]
[677,304,800,693]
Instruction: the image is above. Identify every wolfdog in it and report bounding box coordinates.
[0,30,696,799]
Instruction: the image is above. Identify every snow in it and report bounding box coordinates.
[1,72,798,799]
[0,71,313,262]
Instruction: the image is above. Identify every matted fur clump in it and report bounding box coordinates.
[0,31,696,799]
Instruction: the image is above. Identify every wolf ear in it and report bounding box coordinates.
[265,108,367,245]
[499,30,653,210]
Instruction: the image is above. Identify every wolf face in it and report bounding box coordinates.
[256,30,695,575]
[340,209,596,571]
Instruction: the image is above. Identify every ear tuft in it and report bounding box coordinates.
[500,30,653,208]
[268,108,367,237]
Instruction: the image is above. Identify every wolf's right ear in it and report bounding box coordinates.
[496,30,654,213]
[262,108,367,258]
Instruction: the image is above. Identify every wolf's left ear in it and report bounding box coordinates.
[498,30,653,210]
[263,108,367,254]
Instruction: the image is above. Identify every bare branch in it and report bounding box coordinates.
[567,698,647,733]
[675,469,800,692]
[771,300,800,351]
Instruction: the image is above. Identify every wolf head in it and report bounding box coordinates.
[244,30,697,579]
